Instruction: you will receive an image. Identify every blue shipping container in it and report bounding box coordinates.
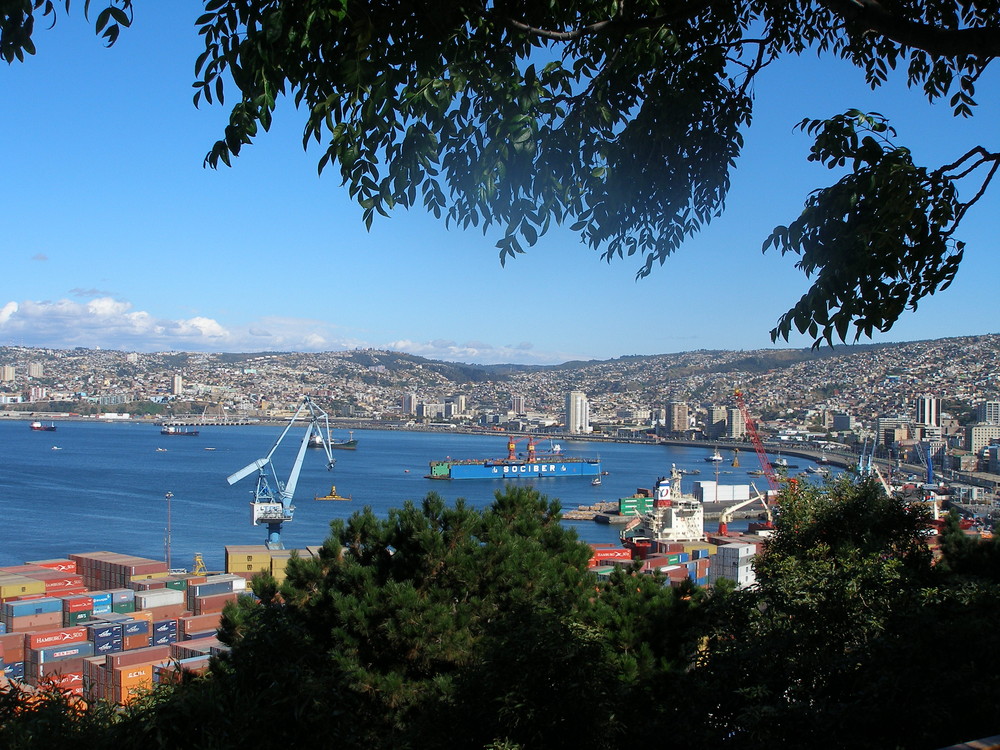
[93,637,122,655]
[3,598,62,617]
[123,620,149,636]
[34,641,95,662]
[87,623,123,640]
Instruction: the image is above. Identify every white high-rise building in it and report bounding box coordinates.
[915,394,941,427]
[726,407,746,440]
[171,374,184,395]
[565,391,590,434]
[510,394,526,414]
[27,362,43,378]
[402,393,418,414]
[976,401,1000,425]
[0,365,14,382]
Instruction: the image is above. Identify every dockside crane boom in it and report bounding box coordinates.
[734,389,779,493]
[226,397,335,549]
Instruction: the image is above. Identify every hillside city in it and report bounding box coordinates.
[2,335,1000,485]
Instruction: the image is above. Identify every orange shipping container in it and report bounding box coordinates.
[123,634,152,651]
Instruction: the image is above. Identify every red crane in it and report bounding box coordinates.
[734,389,779,493]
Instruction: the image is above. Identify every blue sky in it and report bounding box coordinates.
[2,4,996,364]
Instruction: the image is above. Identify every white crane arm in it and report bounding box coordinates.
[227,458,269,485]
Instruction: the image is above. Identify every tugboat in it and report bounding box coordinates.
[704,447,723,463]
[314,485,352,501]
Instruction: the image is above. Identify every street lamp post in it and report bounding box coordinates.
[165,492,173,571]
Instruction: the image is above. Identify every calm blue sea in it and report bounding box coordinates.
[0,423,818,571]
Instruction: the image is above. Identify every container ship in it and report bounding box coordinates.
[427,436,601,480]
[161,425,199,436]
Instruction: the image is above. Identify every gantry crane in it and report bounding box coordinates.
[226,397,335,549]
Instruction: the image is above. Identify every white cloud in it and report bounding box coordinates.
[385,338,575,365]
[0,297,580,363]
[0,297,347,353]
[0,302,17,325]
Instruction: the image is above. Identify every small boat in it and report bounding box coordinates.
[204,447,216,451]
[161,425,199,436]
[704,448,723,462]
[30,421,57,432]
[155,447,168,452]
[314,485,352,501]
[591,477,602,486]
[51,446,62,451]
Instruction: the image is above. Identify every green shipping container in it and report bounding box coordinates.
[112,602,136,614]
[619,497,654,515]
[64,610,93,626]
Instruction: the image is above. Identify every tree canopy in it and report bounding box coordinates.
[2,1,999,342]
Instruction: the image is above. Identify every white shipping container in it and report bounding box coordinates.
[135,589,185,608]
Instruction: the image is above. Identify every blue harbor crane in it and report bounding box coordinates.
[226,397,336,549]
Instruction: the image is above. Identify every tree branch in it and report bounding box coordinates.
[506,0,711,42]
[822,0,1000,57]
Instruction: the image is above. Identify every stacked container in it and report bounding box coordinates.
[2,597,62,633]
[586,544,632,568]
[0,574,46,603]
[709,542,756,588]
[69,552,168,590]
[224,545,272,576]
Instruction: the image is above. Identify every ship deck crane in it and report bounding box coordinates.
[226,397,335,550]
[717,485,773,535]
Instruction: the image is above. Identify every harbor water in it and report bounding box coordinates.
[0,423,823,570]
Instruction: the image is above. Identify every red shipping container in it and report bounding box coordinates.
[35,657,86,680]
[25,559,78,574]
[178,613,221,636]
[61,595,94,613]
[105,645,171,670]
[128,580,166,592]
[6,612,63,631]
[191,592,238,615]
[137,603,187,619]
[0,631,25,662]
[26,627,88,649]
